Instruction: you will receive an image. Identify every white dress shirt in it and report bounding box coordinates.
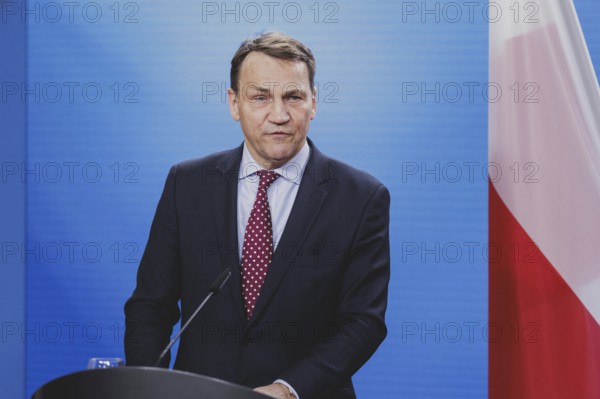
[237,139,310,399]
[237,140,310,257]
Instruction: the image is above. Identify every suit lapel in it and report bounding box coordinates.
[213,144,247,322]
[249,141,330,322]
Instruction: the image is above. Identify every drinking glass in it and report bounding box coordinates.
[87,357,124,369]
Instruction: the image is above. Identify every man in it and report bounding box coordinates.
[124,32,390,399]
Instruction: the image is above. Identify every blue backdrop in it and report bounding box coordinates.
[0,0,598,398]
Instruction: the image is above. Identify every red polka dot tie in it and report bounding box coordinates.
[241,170,279,319]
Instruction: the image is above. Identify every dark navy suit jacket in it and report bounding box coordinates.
[124,140,390,399]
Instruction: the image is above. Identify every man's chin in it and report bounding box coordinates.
[263,150,296,168]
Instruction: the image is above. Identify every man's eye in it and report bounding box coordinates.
[254,95,267,102]
[286,96,302,102]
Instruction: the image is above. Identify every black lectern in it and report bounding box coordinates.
[32,367,270,399]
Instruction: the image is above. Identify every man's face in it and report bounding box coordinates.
[228,52,316,169]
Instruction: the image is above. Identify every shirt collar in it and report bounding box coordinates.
[238,139,310,185]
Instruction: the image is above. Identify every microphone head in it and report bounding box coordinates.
[209,267,232,293]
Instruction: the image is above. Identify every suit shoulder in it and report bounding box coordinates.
[318,154,387,193]
[159,146,241,189]
[175,147,239,172]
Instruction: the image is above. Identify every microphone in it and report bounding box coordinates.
[155,267,232,367]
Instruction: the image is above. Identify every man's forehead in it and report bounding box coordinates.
[239,52,310,85]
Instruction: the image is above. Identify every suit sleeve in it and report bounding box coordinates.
[124,164,182,367]
[279,184,391,399]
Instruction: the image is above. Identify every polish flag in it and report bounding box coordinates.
[489,1,600,398]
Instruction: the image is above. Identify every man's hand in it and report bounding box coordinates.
[254,383,295,399]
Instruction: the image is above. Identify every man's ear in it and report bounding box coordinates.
[227,88,240,121]
[310,87,317,120]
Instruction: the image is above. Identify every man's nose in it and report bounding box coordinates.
[267,98,291,124]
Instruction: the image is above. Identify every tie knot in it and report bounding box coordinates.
[257,170,279,190]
